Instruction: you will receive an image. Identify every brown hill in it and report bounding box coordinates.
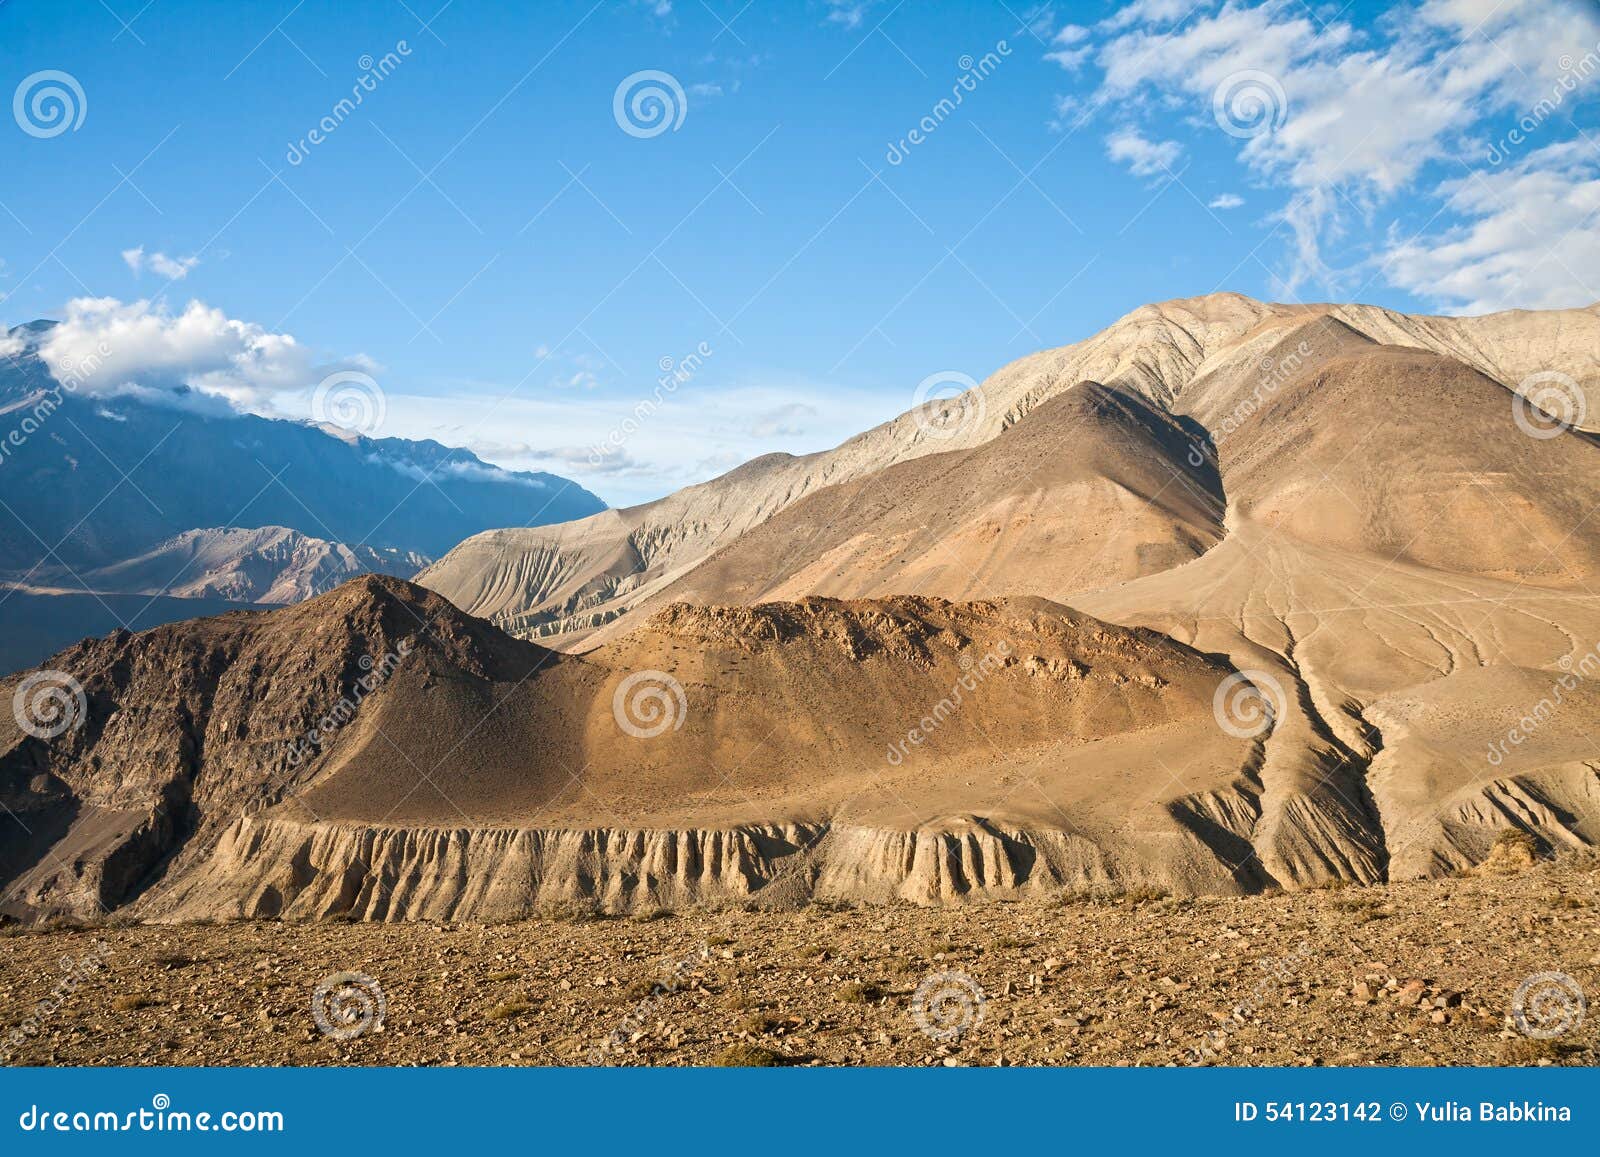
[613,384,1223,630]
[2,576,1270,920]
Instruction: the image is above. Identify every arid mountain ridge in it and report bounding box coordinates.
[4,292,1600,922]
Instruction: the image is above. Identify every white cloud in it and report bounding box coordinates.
[384,379,891,506]
[1102,0,1196,30]
[121,245,200,281]
[1078,0,1600,294]
[1209,193,1245,209]
[749,401,817,437]
[1106,128,1182,178]
[825,1,865,30]
[0,334,23,359]
[689,82,724,98]
[36,297,313,410]
[1381,143,1600,314]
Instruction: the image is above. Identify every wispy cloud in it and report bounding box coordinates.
[1054,0,1600,301]
[1105,128,1181,178]
[121,245,200,281]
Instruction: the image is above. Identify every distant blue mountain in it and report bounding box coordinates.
[0,323,603,571]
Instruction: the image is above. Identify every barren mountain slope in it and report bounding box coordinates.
[52,526,432,604]
[2,576,1274,921]
[1067,317,1600,887]
[599,383,1223,636]
[0,577,554,920]
[418,293,1600,646]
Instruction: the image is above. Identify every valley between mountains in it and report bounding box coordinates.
[5,292,1600,925]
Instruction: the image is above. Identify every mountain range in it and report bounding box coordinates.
[4,292,1600,922]
[0,322,605,671]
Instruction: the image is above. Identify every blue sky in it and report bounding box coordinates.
[4,0,1599,504]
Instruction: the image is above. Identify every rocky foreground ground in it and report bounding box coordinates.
[2,853,1596,1067]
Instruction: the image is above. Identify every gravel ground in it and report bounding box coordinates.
[2,857,1596,1068]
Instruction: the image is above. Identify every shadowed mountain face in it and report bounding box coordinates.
[6,293,1600,922]
[0,576,1259,920]
[0,326,605,672]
